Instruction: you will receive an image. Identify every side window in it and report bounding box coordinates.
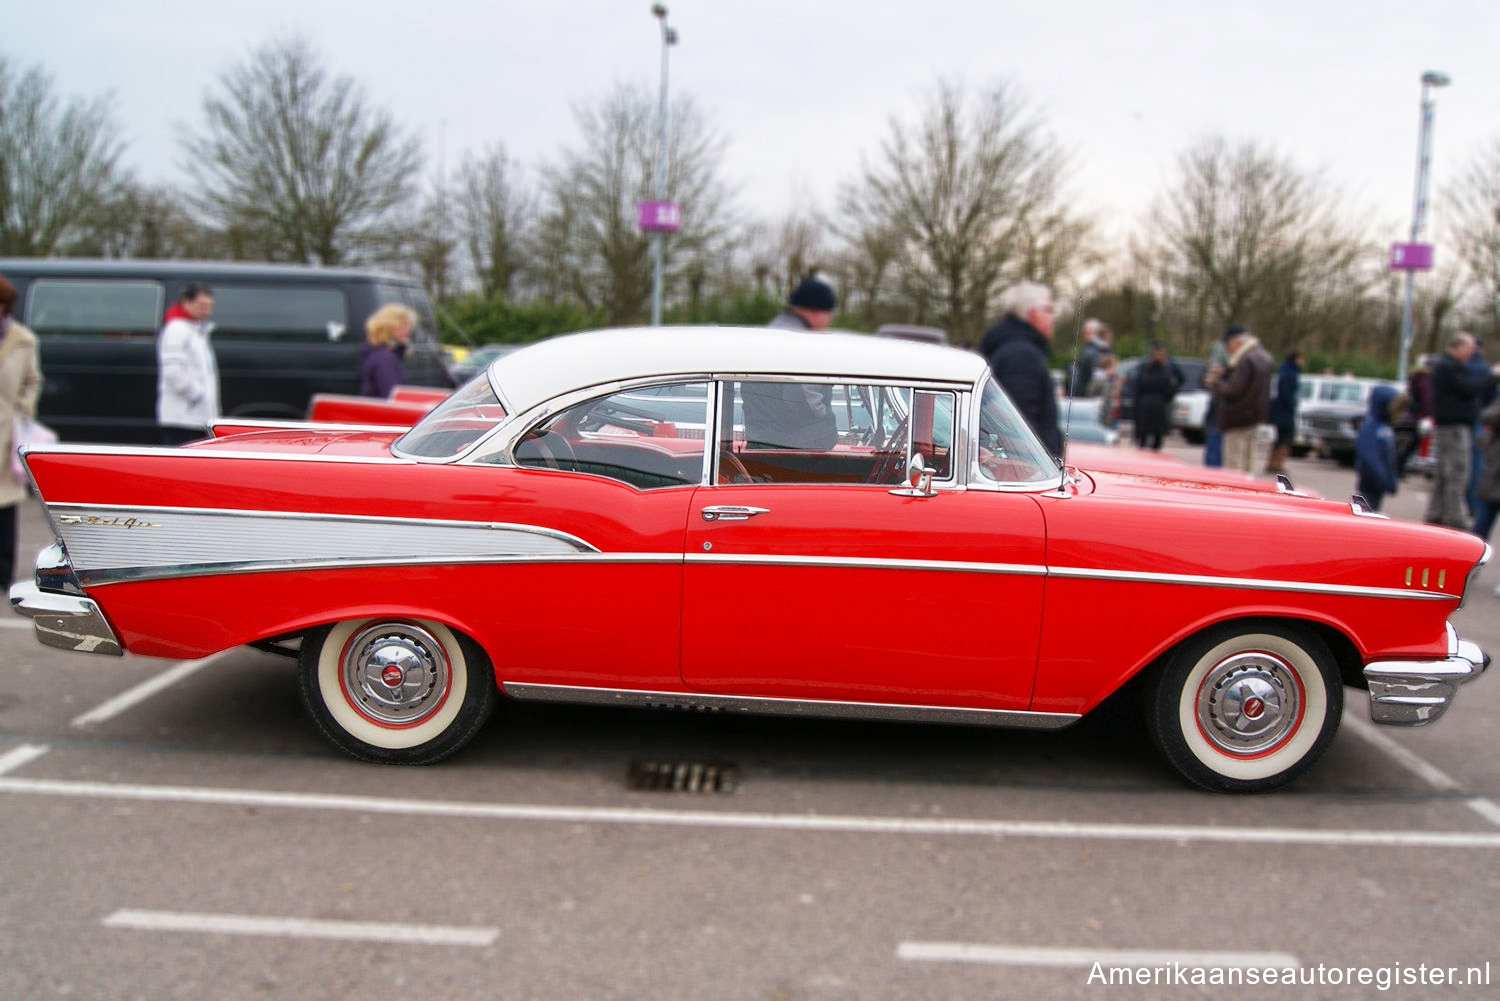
[26,280,162,336]
[514,383,709,490]
[726,381,955,485]
[208,286,348,342]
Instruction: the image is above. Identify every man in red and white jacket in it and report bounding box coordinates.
[155,283,219,444]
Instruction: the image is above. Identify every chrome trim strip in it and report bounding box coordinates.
[8,581,123,656]
[209,418,402,434]
[502,682,1081,730]
[683,553,1047,576]
[78,552,685,586]
[1047,564,1454,601]
[25,443,411,465]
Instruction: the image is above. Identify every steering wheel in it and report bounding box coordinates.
[718,448,751,484]
[864,416,910,485]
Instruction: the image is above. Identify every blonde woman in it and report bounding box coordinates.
[360,303,417,398]
[0,274,42,584]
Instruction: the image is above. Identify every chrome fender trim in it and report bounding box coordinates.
[8,581,123,656]
[502,682,1081,730]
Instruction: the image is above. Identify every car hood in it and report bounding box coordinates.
[1068,445,1298,496]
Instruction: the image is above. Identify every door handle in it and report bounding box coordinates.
[700,505,770,522]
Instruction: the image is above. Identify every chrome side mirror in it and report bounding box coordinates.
[890,452,937,497]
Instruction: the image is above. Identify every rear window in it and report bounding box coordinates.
[25,280,163,336]
[208,286,349,342]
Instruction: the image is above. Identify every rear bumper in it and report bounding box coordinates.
[8,543,123,656]
[1364,627,1489,725]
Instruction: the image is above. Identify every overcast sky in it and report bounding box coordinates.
[9,0,1498,246]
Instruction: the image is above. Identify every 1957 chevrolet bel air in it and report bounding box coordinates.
[11,327,1491,792]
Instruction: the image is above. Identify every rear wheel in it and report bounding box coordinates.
[299,618,496,764]
[1145,622,1341,792]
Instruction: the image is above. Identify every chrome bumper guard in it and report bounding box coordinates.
[1364,627,1489,726]
[9,564,124,658]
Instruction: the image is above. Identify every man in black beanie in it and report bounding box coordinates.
[768,276,836,331]
[744,277,839,448]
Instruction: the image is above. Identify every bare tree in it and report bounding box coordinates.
[532,82,736,325]
[67,181,225,259]
[1150,135,1380,359]
[1444,134,1500,337]
[455,145,532,299]
[836,80,1091,345]
[184,35,423,266]
[0,53,130,256]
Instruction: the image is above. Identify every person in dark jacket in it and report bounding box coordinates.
[1353,384,1406,511]
[1472,398,1500,542]
[743,277,838,449]
[1208,323,1274,473]
[1265,349,1302,474]
[1131,341,1181,450]
[359,304,416,398]
[1424,331,1500,528]
[980,282,1061,457]
[1066,319,1112,397]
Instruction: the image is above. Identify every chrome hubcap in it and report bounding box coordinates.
[1196,652,1301,755]
[342,623,448,725]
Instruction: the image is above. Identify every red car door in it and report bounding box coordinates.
[680,482,1047,710]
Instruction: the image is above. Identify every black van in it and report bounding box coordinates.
[0,259,453,443]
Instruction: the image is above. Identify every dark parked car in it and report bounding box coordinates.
[0,259,453,443]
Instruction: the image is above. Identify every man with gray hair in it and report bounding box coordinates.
[980,282,1061,457]
[1425,330,1500,528]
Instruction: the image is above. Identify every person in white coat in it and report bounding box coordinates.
[156,283,219,444]
[0,274,43,584]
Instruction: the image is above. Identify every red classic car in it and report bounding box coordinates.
[10,327,1491,792]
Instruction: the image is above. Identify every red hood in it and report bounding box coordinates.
[162,303,194,323]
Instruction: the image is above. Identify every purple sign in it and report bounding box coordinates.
[1389,242,1434,270]
[637,200,682,232]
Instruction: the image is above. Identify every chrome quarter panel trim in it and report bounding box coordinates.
[47,505,601,585]
[8,581,123,656]
[1048,565,1454,601]
[502,683,1081,730]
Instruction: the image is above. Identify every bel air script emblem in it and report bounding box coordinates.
[58,514,163,529]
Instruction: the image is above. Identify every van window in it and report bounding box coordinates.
[209,286,349,342]
[26,280,162,336]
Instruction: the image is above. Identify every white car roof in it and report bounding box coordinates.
[487,326,988,415]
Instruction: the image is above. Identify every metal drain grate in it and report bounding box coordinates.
[627,760,739,793]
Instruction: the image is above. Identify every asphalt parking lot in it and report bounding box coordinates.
[1,439,1496,1001]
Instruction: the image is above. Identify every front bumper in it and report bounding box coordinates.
[1364,625,1489,725]
[9,543,123,656]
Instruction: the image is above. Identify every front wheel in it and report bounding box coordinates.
[1145,621,1342,793]
[299,618,496,764]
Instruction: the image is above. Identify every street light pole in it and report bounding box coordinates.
[650,5,677,327]
[1396,70,1451,384]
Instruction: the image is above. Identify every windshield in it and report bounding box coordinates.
[975,377,1060,484]
[394,375,508,458]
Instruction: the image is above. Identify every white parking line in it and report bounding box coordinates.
[0,743,48,776]
[70,652,231,728]
[3,773,1500,848]
[1342,713,1500,828]
[897,941,1300,968]
[103,909,497,947]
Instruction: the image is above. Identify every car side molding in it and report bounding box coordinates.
[501,682,1081,730]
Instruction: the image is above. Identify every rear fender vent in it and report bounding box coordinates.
[627,760,739,794]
